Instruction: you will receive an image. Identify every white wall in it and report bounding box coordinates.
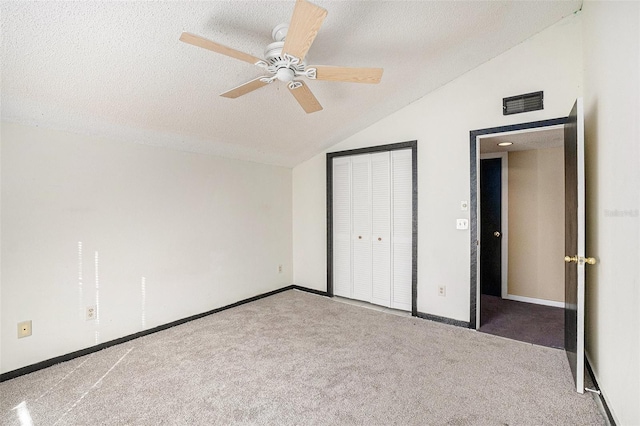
[1,122,293,373]
[582,2,640,424]
[293,14,583,321]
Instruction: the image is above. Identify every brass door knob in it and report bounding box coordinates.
[565,255,596,265]
[358,236,362,239]
[494,231,501,238]
[378,237,382,241]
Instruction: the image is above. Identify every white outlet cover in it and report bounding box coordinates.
[86,305,97,321]
[456,219,469,230]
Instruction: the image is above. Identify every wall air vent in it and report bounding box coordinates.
[503,91,543,115]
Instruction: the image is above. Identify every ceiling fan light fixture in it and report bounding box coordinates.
[276,67,295,82]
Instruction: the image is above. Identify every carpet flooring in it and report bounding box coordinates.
[480,295,564,349]
[1,290,604,425]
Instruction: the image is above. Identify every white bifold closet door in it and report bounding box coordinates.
[370,152,391,306]
[351,154,373,302]
[332,149,412,311]
[332,157,352,298]
[391,149,412,311]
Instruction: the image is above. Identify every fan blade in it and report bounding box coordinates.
[312,65,384,84]
[288,81,323,113]
[180,32,263,65]
[282,0,327,62]
[220,77,269,98]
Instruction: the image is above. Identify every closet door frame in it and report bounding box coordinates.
[326,140,418,316]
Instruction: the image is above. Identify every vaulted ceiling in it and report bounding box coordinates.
[1,1,581,167]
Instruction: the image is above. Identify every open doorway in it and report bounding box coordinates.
[470,119,566,349]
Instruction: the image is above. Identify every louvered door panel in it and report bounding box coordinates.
[351,155,372,302]
[370,152,391,307]
[332,157,352,298]
[391,149,413,310]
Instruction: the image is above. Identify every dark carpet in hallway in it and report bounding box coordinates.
[480,294,564,349]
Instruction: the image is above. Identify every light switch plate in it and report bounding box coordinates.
[456,219,469,230]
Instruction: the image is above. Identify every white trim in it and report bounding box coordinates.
[505,294,564,308]
[479,152,508,300]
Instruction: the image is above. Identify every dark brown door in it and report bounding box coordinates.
[564,98,588,394]
[480,158,502,298]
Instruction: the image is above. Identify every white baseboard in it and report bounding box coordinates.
[505,294,564,308]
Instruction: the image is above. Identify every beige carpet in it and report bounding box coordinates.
[1,290,605,425]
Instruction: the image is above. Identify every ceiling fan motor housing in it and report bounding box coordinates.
[263,24,307,78]
[263,40,306,77]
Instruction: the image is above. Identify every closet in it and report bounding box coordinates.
[332,148,412,311]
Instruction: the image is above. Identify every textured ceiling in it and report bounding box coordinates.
[1,1,581,167]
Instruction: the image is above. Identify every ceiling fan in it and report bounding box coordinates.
[179,0,383,114]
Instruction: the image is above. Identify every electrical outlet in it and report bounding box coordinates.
[438,286,446,297]
[18,320,32,338]
[278,264,283,273]
[86,305,97,321]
